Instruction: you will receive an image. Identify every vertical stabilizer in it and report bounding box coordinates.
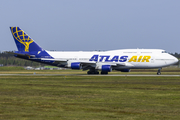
[10,27,43,52]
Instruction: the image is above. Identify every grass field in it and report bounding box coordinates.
[0,74,180,119]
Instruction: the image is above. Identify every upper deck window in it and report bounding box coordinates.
[162,51,167,53]
[123,52,137,53]
[141,52,152,53]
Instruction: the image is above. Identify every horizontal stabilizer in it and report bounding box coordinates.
[5,51,35,58]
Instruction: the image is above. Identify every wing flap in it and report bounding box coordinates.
[116,62,134,67]
[40,58,67,62]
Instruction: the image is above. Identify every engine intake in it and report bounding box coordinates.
[71,62,82,69]
[101,65,112,72]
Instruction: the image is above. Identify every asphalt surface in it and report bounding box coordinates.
[0,74,179,77]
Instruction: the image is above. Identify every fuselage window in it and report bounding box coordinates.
[162,51,167,53]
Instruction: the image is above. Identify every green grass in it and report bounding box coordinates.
[0,76,180,119]
[0,66,25,71]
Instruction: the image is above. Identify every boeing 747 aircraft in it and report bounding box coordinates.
[9,27,178,75]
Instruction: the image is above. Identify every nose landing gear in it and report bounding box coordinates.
[157,68,161,75]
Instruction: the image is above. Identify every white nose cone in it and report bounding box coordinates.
[174,57,179,64]
[164,54,179,66]
[170,55,179,65]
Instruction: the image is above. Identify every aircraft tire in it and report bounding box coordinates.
[87,71,92,74]
[87,71,99,75]
[157,72,161,75]
[101,71,108,75]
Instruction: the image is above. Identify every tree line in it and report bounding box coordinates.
[0,51,179,67]
[171,52,180,59]
[0,51,45,67]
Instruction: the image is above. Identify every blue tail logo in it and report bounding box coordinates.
[10,27,43,52]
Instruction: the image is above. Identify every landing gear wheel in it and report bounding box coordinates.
[157,72,161,75]
[87,71,92,74]
[87,71,99,75]
[95,71,99,74]
[157,68,162,75]
[101,71,108,75]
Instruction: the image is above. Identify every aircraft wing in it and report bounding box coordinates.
[40,59,97,70]
[41,58,133,67]
[6,51,132,67]
[6,51,35,58]
[40,58,67,62]
[98,62,128,66]
[116,62,134,67]
[41,58,97,63]
[6,51,134,69]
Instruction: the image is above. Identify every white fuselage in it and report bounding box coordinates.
[46,49,178,69]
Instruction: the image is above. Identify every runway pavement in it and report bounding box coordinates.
[0,74,179,77]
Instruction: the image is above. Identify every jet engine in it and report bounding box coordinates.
[71,62,82,69]
[101,65,112,72]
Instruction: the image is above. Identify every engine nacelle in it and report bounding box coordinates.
[71,62,82,69]
[101,65,112,72]
[120,69,131,72]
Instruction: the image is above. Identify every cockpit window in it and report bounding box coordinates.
[162,51,167,53]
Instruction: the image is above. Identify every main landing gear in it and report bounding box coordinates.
[87,70,108,75]
[157,68,161,75]
[87,70,99,74]
[100,71,108,75]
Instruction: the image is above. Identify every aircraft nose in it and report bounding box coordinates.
[172,56,179,65]
[174,57,179,64]
[168,55,179,65]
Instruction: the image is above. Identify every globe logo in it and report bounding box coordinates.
[11,27,33,52]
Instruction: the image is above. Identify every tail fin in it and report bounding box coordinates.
[10,27,43,52]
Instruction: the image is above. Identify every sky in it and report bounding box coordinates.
[0,0,180,53]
